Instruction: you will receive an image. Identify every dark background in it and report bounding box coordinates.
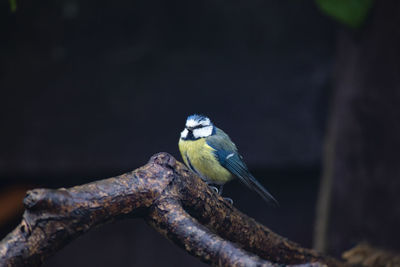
[1,0,337,266]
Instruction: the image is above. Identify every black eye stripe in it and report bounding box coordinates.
[186,124,206,130]
[193,125,205,129]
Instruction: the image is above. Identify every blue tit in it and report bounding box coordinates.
[178,114,279,206]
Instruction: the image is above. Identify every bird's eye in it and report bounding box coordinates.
[192,125,204,130]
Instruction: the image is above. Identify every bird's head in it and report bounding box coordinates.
[180,114,215,140]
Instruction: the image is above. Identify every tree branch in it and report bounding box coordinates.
[0,153,343,267]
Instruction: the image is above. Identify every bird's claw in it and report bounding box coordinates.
[223,197,233,205]
[209,186,219,194]
[207,185,232,204]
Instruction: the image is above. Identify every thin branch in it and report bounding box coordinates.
[0,153,344,267]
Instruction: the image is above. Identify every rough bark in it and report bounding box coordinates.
[0,153,342,267]
[342,244,400,267]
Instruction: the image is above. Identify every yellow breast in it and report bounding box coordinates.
[178,138,233,184]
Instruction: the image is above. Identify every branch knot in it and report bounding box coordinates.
[148,152,177,169]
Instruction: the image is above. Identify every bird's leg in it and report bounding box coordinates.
[206,183,233,204]
[218,185,224,195]
[218,185,234,204]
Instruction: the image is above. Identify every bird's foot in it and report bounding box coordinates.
[207,185,232,204]
[223,197,233,205]
[209,186,219,194]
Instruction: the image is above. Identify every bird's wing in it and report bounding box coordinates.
[206,129,279,207]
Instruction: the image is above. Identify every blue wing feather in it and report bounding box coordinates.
[223,154,279,206]
[206,128,279,206]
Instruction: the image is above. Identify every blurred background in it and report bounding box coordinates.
[1,0,399,266]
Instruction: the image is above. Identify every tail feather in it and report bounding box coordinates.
[224,155,279,207]
[247,174,279,207]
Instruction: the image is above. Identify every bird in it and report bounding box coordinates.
[178,114,279,206]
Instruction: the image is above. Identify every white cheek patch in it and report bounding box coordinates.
[181,128,189,139]
[193,126,213,138]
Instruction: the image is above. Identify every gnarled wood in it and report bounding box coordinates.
[0,153,343,267]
